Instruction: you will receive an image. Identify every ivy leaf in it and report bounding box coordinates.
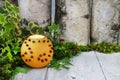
[5,0,19,13]
[12,66,31,77]
[0,13,6,25]
[2,23,13,38]
[7,52,13,62]
[12,43,20,55]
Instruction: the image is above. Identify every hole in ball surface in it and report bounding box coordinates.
[49,44,52,47]
[38,58,40,61]
[26,44,29,47]
[43,40,46,43]
[28,47,31,50]
[48,55,51,57]
[30,51,33,54]
[24,52,27,55]
[31,56,33,58]
[41,59,44,62]
[38,40,40,43]
[49,50,52,53]
[32,41,35,43]
[29,59,31,62]
[43,53,46,56]
[39,54,42,57]
[45,58,48,61]
[28,39,31,42]
[21,55,24,57]
[25,59,28,62]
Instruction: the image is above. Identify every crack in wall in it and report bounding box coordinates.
[90,0,93,43]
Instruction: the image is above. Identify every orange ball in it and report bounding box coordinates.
[21,35,54,68]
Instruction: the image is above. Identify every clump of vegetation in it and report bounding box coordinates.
[0,1,120,80]
[0,1,81,79]
[88,42,120,53]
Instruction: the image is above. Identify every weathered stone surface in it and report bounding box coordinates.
[0,1,4,7]
[46,51,105,80]
[14,68,47,80]
[18,0,51,27]
[14,73,29,80]
[92,0,120,44]
[95,52,120,80]
[56,0,90,45]
[14,51,120,80]
[27,68,47,80]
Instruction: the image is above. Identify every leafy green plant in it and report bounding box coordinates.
[49,42,81,70]
[0,1,80,79]
[88,42,120,53]
[0,1,23,80]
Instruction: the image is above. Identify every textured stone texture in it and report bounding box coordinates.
[95,52,120,80]
[56,0,90,45]
[14,73,29,80]
[0,1,4,7]
[18,0,51,27]
[92,0,120,44]
[14,68,47,80]
[46,51,105,80]
[14,52,120,80]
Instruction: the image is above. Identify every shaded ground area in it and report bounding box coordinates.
[14,51,120,80]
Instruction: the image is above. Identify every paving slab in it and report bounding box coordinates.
[95,52,120,80]
[46,51,105,80]
[14,68,47,80]
[14,73,29,80]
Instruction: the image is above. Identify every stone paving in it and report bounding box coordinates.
[14,51,120,80]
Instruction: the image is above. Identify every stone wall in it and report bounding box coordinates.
[0,1,4,7]
[56,0,90,45]
[92,0,120,44]
[18,0,51,27]
[18,0,120,45]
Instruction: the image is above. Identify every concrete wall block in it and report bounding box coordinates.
[0,1,4,7]
[18,0,51,27]
[56,0,90,45]
[92,0,120,44]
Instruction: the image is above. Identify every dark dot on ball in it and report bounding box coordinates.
[47,37,50,39]
[49,44,52,47]
[28,47,31,50]
[38,58,40,61]
[48,55,51,57]
[29,59,31,62]
[28,39,31,42]
[24,52,27,55]
[49,50,52,53]
[39,54,42,57]
[31,56,33,58]
[38,40,40,43]
[25,59,28,62]
[47,40,49,43]
[45,58,48,61]
[32,41,35,43]
[26,44,29,47]
[43,53,46,56]
[43,40,46,43]
[24,41,27,44]
[30,51,33,54]
[41,59,44,62]
[21,55,24,57]
[51,47,54,50]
